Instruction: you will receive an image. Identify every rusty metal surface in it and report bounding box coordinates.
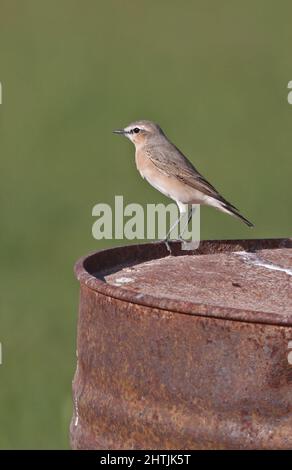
[71,239,292,449]
[75,238,292,326]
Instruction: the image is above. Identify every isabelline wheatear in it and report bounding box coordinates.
[113,120,253,242]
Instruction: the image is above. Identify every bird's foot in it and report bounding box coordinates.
[163,237,172,254]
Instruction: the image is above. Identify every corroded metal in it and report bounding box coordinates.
[71,239,292,449]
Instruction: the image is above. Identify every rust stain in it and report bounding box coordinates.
[71,239,292,449]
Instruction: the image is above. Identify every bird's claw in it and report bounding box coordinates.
[163,237,172,254]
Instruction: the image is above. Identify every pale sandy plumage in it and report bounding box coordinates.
[114,120,253,228]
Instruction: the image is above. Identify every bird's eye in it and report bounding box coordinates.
[133,127,140,134]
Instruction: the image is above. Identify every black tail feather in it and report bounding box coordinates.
[223,203,254,227]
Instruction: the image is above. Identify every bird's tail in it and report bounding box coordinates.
[223,204,254,227]
[209,198,254,227]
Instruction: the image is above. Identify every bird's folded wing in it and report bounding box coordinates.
[145,145,239,210]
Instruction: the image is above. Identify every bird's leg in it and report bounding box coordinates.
[163,212,184,253]
[163,238,171,254]
[179,206,196,241]
[164,213,184,240]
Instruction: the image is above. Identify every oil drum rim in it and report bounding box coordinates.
[74,238,292,327]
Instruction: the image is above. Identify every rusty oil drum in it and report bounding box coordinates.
[70,238,292,449]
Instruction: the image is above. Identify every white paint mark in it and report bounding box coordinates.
[74,396,79,427]
[235,251,292,276]
[135,293,144,299]
[74,355,80,427]
[113,277,134,285]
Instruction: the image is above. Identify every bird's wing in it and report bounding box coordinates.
[145,144,239,210]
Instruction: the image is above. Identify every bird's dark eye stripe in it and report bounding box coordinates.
[129,127,141,134]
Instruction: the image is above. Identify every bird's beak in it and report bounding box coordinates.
[113,129,126,135]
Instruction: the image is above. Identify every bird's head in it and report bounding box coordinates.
[113,120,164,147]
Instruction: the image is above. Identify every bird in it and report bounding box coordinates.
[113,120,253,243]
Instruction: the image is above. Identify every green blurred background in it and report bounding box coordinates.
[0,0,291,449]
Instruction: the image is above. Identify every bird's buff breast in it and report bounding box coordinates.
[135,150,206,204]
